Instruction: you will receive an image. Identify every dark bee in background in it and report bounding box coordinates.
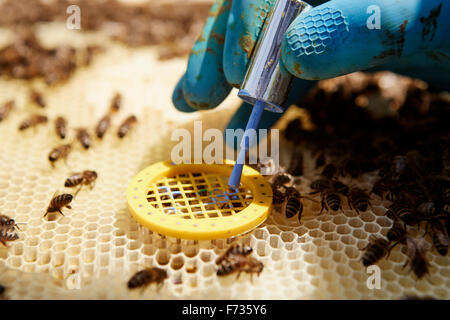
[118,115,137,138]
[428,220,449,256]
[65,170,98,194]
[386,201,417,226]
[43,193,73,218]
[95,114,111,139]
[30,90,45,108]
[321,163,337,180]
[361,236,390,267]
[127,267,167,290]
[0,100,14,122]
[386,220,407,243]
[348,188,371,214]
[403,236,430,279]
[110,92,122,113]
[76,128,92,149]
[18,114,47,131]
[288,147,303,176]
[48,144,72,166]
[216,244,263,279]
[55,116,67,139]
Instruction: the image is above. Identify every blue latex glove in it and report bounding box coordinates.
[173,0,450,132]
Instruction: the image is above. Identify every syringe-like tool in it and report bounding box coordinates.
[228,0,312,188]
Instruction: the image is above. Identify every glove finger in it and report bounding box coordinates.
[172,74,198,113]
[281,0,449,80]
[225,78,317,149]
[223,0,276,87]
[183,0,233,110]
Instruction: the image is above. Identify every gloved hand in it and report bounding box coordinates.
[172,0,450,133]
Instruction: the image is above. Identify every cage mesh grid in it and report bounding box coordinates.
[146,173,252,219]
[0,21,449,300]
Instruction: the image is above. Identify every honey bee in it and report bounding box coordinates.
[403,236,430,279]
[76,128,91,149]
[417,201,444,220]
[348,187,371,214]
[118,115,137,138]
[361,236,390,267]
[428,220,449,256]
[0,214,22,231]
[216,244,263,279]
[215,244,253,265]
[319,189,343,213]
[18,114,48,131]
[283,187,316,221]
[64,170,98,194]
[386,220,407,243]
[321,163,337,180]
[0,228,19,247]
[386,201,416,226]
[272,186,287,205]
[110,93,122,113]
[288,147,303,176]
[43,192,73,217]
[30,90,45,108]
[95,115,111,139]
[55,116,67,139]
[48,143,72,166]
[127,267,167,290]
[271,172,294,188]
[0,100,14,122]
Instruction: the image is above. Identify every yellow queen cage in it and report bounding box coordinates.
[126,160,273,240]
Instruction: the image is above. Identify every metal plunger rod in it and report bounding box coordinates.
[228,0,311,187]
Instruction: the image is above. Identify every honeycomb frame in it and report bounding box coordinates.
[0,16,449,300]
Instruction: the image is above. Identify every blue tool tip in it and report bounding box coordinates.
[228,100,266,187]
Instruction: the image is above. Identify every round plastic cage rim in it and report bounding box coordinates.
[126,160,273,240]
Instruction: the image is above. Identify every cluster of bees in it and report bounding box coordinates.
[0,92,138,245]
[265,154,371,224]
[279,74,449,280]
[127,244,263,291]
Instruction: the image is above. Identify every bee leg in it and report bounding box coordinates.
[74,186,82,197]
[66,205,72,210]
[43,211,49,218]
[236,271,242,280]
[58,209,65,216]
[0,239,7,247]
[319,202,325,215]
